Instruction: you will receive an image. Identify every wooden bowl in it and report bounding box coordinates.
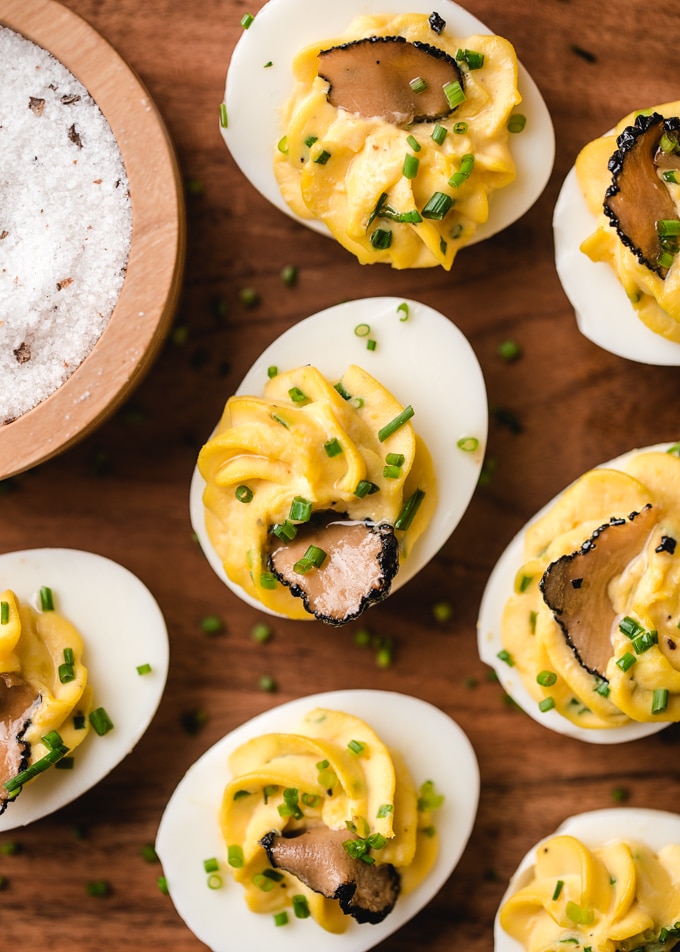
[0,0,185,480]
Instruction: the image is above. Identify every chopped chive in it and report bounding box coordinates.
[421,191,454,220]
[594,679,610,698]
[157,875,169,895]
[432,600,453,622]
[498,339,522,361]
[73,714,86,730]
[354,479,380,498]
[207,873,223,890]
[277,136,288,154]
[354,323,370,337]
[397,210,422,222]
[658,219,680,237]
[232,789,252,801]
[538,697,556,712]
[239,286,259,307]
[496,649,515,666]
[313,149,331,165]
[227,844,244,868]
[660,131,680,154]
[273,911,289,926]
[280,265,297,286]
[507,113,527,133]
[431,124,448,145]
[142,843,158,862]
[457,436,479,452]
[456,47,485,69]
[288,386,307,404]
[394,488,425,530]
[652,688,669,714]
[201,615,223,635]
[449,153,475,188]
[89,707,114,736]
[219,103,228,128]
[409,76,428,94]
[619,616,645,638]
[260,573,279,590]
[304,135,318,147]
[377,803,394,818]
[42,730,63,750]
[663,170,680,184]
[386,452,405,466]
[235,485,253,503]
[86,879,112,897]
[289,496,312,522]
[366,339,377,351]
[370,227,392,249]
[264,60,273,68]
[566,902,594,925]
[251,622,272,643]
[397,301,409,321]
[350,396,364,409]
[267,365,278,378]
[537,670,557,687]
[58,662,75,684]
[334,381,351,400]
[203,857,219,873]
[0,601,8,625]
[63,647,74,665]
[347,739,365,755]
[271,520,297,543]
[252,872,275,892]
[378,405,414,441]
[552,879,564,900]
[136,663,152,675]
[614,652,635,678]
[262,869,285,882]
[259,675,277,692]
[292,894,311,919]
[403,153,420,179]
[39,586,54,611]
[383,464,402,479]
[240,12,254,28]
[453,121,468,134]
[406,134,421,152]
[293,545,327,574]
[443,80,465,108]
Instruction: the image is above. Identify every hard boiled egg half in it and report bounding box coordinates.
[0,547,168,831]
[156,688,480,952]
[495,808,680,952]
[221,0,555,259]
[477,443,679,745]
[190,296,488,619]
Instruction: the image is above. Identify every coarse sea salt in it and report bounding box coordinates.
[0,25,132,424]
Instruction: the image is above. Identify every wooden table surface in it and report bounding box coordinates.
[2,1,680,949]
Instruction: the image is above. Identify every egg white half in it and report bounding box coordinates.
[554,164,680,365]
[495,807,680,952]
[477,442,675,745]
[190,296,488,617]
[221,0,555,245]
[156,688,480,952]
[0,547,169,831]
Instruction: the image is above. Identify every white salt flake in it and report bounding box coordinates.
[0,26,132,423]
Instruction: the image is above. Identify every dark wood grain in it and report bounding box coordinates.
[2,1,680,949]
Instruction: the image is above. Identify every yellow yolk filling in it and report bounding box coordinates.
[575,99,680,342]
[198,364,436,620]
[219,708,441,933]
[274,13,520,270]
[0,589,91,791]
[500,834,680,951]
[501,450,680,728]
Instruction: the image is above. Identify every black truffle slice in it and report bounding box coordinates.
[318,36,463,125]
[0,672,40,813]
[268,513,399,626]
[540,505,655,678]
[604,112,680,278]
[261,827,400,924]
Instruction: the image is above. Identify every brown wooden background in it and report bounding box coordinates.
[2,1,680,949]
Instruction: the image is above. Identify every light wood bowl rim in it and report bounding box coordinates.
[0,0,186,480]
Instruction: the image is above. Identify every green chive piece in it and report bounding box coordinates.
[663,170,680,184]
[219,103,228,128]
[652,688,669,714]
[457,436,479,452]
[288,386,307,404]
[537,670,557,687]
[350,396,364,409]
[0,601,8,625]
[201,615,223,635]
[89,707,114,736]
[406,134,421,152]
[259,572,278,590]
[271,520,297,543]
[251,622,272,643]
[59,661,75,684]
[616,651,637,672]
[289,496,312,522]
[354,323,370,337]
[366,339,377,351]
[453,121,468,134]
[418,779,445,811]
[235,485,253,503]
[443,80,466,108]
[421,191,454,220]
[277,136,288,154]
[136,663,152,675]
[498,339,522,361]
[378,405,414,442]
[377,803,394,818]
[157,875,169,895]
[394,488,425,530]
[42,730,63,750]
[449,153,475,188]
[259,675,277,692]
[383,464,402,479]
[386,453,405,467]
[507,113,527,133]
[657,219,680,237]
[456,47,485,69]
[313,149,331,165]
[267,365,278,378]
[347,739,365,755]
[566,901,594,925]
[431,124,448,145]
[354,480,380,498]
[293,894,311,919]
[334,381,351,400]
[239,286,260,307]
[280,265,297,286]
[397,301,409,321]
[539,697,556,712]
[370,227,392,249]
[232,789,252,801]
[142,843,158,863]
[304,135,318,147]
[63,647,74,665]
[39,586,54,611]
[203,857,219,873]
[86,879,112,897]
[294,545,327,574]
[240,12,254,28]
[552,879,564,900]
[619,616,645,638]
[403,153,420,179]
[409,76,428,94]
[660,130,680,154]
[227,844,244,868]
[207,873,223,890]
[273,911,289,926]
[497,649,515,667]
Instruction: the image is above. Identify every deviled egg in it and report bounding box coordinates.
[221,0,554,269]
[553,101,680,365]
[156,688,480,951]
[0,548,168,831]
[495,808,680,952]
[477,443,680,744]
[190,296,487,622]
